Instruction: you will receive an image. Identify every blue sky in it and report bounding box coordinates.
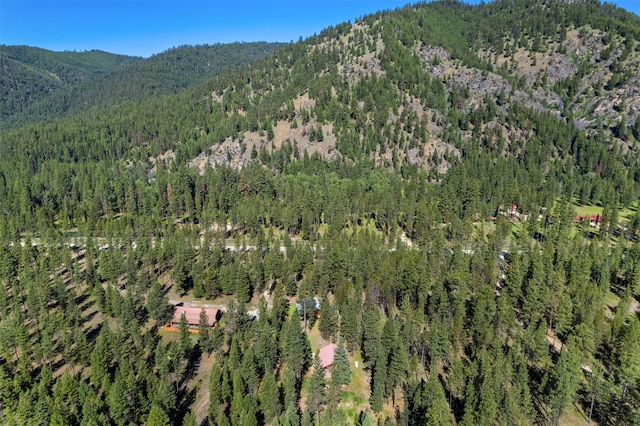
[1,0,639,57]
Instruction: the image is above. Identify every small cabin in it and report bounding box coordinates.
[507,204,520,218]
[318,343,337,376]
[573,215,602,228]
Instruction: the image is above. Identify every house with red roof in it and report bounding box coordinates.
[573,214,602,228]
[167,306,219,333]
[317,343,337,376]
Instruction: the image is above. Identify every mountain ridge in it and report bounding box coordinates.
[2,0,640,224]
[0,42,287,129]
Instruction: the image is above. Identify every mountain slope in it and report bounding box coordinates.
[1,42,286,129]
[0,46,141,123]
[1,0,640,223]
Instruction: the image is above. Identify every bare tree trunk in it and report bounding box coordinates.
[303,302,307,330]
[588,392,595,423]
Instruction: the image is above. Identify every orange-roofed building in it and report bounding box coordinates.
[573,214,603,228]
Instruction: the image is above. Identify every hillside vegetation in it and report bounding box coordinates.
[0,46,141,125]
[0,42,286,129]
[1,0,640,425]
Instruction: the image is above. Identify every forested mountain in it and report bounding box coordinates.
[1,42,286,129]
[1,0,640,425]
[0,46,141,125]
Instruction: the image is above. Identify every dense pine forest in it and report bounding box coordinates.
[1,0,640,424]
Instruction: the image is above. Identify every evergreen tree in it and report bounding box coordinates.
[381,316,398,357]
[236,269,251,305]
[147,404,171,426]
[172,243,194,295]
[307,357,327,424]
[147,281,173,324]
[259,372,282,423]
[318,297,338,341]
[281,402,301,426]
[178,312,192,360]
[182,412,198,426]
[228,334,242,371]
[477,369,498,425]
[358,411,375,426]
[370,347,388,412]
[108,366,135,426]
[387,339,409,395]
[80,388,110,426]
[424,374,453,426]
[198,308,213,355]
[339,296,361,353]
[90,326,112,388]
[331,340,351,386]
[615,317,640,399]
[553,292,574,340]
[209,366,223,416]
[281,317,311,380]
[542,337,582,426]
[361,306,382,368]
[282,366,300,409]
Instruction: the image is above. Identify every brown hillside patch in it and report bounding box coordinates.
[274,120,294,147]
[293,93,316,111]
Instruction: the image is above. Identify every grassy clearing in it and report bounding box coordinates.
[474,221,496,239]
[345,350,369,399]
[573,204,604,217]
[573,200,638,224]
[306,322,327,353]
[158,328,186,345]
[559,402,592,426]
[619,201,638,222]
[339,391,366,419]
[604,291,620,309]
[338,349,370,424]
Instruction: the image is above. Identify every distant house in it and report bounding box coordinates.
[296,297,321,318]
[167,306,219,333]
[496,204,521,221]
[318,343,337,376]
[589,215,603,228]
[507,204,520,219]
[573,215,602,228]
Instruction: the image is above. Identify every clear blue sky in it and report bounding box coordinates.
[1,0,639,58]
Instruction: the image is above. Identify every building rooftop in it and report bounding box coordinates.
[318,343,337,369]
[170,306,218,327]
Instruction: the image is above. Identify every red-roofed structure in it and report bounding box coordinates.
[318,343,337,371]
[573,214,603,228]
[168,306,218,332]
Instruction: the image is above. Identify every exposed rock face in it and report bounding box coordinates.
[189,14,640,174]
